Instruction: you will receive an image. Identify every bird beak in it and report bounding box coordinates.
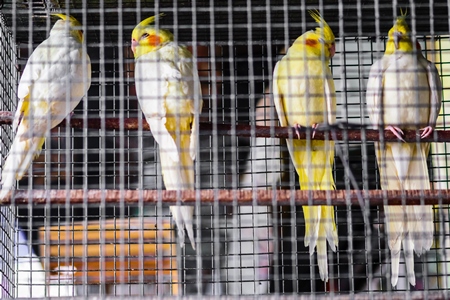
[330,43,336,58]
[393,31,402,49]
[131,39,139,54]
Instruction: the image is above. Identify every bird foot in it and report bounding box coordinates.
[294,123,320,139]
[386,125,405,142]
[311,123,320,139]
[420,126,433,139]
[294,124,302,139]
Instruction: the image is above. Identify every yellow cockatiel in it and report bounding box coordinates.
[0,14,91,200]
[273,11,338,282]
[366,15,442,287]
[131,15,202,249]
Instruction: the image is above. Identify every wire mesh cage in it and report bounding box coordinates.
[0,0,449,298]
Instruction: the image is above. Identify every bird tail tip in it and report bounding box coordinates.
[170,206,196,251]
[390,249,401,287]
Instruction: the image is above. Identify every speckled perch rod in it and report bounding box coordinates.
[2,189,450,205]
[0,111,449,142]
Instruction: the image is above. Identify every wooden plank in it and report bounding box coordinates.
[47,259,177,284]
[38,217,179,294]
[39,219,174,244]
[44,243,173,258]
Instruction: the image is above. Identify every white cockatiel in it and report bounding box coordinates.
[0,14,91,200]
[131,15,202,249]
[366,15,442,287]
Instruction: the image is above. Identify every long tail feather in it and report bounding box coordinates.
[0,135,45,200]
[159,147,196,250]
[169,206,195,250]
[390,246,401,287]
[384,205,404,287]
[378,142,433,287]
[316,228,329,282]
[303,206,321,254]
[288,139,337,282]
[403,233,416,286]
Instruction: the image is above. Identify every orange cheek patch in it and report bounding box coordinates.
[305,38,318,47]
[147,35,162,46]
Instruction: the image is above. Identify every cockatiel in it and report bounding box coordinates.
[131,15,202,249]
[0,14,91,200]
[366,15,442,287]
[273,11,338,282]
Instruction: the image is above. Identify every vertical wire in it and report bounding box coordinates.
[265,0,279,295]
[427,0,445,293]
[355,0,375,292]
[116,0,126,292]
[25,1,35,295]
[226,0,237,294]
[81,2,90,296]
[281,0,292,294]
[9,2,17,296]
[99,0,107,294]
[437,0,450,290]
[245,0,259,295]
[409,0,429,292]
[134,0,145,296]
[373,0,390,291]
[171,1,184,294]
[45,5,55,295]
[336,0,355,294]
[288,0,300,293]
[191,0,204,296]
[62,2,73,294]
[207,0,220,295]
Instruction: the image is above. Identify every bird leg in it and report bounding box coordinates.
[386,125,405,142]
[311,123,320,139]
[420,126,433,139]
[294,123,320,139]
[294,124,302,139]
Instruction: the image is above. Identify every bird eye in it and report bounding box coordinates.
[141,33,149,40]
[318,37,325,44]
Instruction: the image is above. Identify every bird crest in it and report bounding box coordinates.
[134,13,165,31]
[52,14,82,27]
[51,13,84,43]
[394,8,410,32]
[308,10,335,43]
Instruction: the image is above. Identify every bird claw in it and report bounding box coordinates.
[420,126,433,139]
[386,125,405,142]
[311,123,320,139]
[294,124,302,139]
[293,123,323,139]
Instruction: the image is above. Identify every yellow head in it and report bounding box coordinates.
[385,11,413,54]
[131,14,174,59]
[51,14,84,43]
[291,10,336,59]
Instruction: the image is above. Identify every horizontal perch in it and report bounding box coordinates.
[0,111,448,142]
[2,189,450,206]
[15,291,441,300]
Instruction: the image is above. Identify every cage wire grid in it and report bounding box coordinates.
[0,0,448,298]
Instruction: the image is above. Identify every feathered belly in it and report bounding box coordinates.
[383,66,430,129]
[282,85,328,126]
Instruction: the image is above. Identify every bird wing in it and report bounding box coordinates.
[272,61,289,128]
[135,55,183,162]
[176,46,203,161]
[324,67,336,125]
[424,58,443,127]
[366,58,385,127]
